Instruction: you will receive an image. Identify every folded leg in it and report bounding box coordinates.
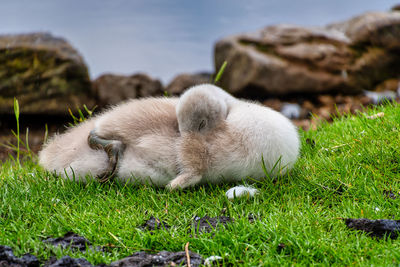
[88,130,126,182]
[166,172,202,190]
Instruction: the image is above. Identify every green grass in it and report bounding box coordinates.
[2,103,400,266]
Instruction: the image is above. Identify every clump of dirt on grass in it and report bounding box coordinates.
[42,232,95,252]
[138,216,170,231]
[383,190,399,200]
[109,251,203,267]
[0,245,39,267]
[29,231,205,266]
[192,215,234,233]
[44,256,94,267]
[345,218,400,239]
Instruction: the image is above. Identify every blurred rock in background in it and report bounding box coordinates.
[0,33,94,115]
[214,10,400,98]
[165,72,212,96]
[92,73,163,107]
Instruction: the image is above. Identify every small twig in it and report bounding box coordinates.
[185,242,191,267]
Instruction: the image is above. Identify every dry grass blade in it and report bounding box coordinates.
[185,242,191,267]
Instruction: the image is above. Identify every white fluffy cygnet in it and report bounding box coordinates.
[168,84,300,190]
[39,84,300,190]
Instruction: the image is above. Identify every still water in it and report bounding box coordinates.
[0,0,397,83]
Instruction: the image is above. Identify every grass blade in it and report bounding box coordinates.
[214,60,227,84]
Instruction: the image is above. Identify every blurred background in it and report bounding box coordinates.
[1,0,400,160]
[1,0,397,82]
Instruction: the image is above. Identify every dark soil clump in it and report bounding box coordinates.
[43,256,94,267]
[0,245,39,267]
[193,215,233,233]
[109,251,203,267]
[345,218,400,239]
[43,232,93,252]
[276,243,286,253]
[383,190,399,200]
[139,216,170,231]
[1,245,204,267]
[247,213,260,223]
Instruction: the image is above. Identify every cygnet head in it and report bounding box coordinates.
[177,84,229,133]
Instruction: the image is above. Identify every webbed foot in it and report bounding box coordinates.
[88,130,125,182]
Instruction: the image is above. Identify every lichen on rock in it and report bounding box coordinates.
[0,33,94,115]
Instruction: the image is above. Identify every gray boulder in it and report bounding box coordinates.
[214,10,400,96]
[92,73,163,106]
[166,72,212,96]
[0,32,94,115]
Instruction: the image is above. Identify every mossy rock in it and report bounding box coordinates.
[0,33,94,115]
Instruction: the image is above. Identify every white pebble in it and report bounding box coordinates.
[280,103,302,119]
[225,186,259,199]
[204,256,223,266]
[364,90,396,104]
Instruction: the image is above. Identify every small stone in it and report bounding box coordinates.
[302,100,314,111]
[281,103,302,119]
[364,90,397,104]
[225,186,259,200]
[317,95,334,105]
[204,255,223,266]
